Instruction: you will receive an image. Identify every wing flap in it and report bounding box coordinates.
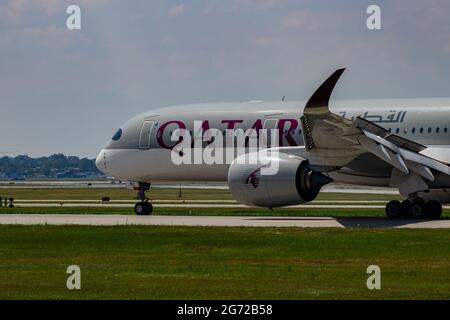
[355,117,427,152]
[301,68,450,196]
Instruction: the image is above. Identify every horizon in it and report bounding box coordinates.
[2,0,450,157]
[0,153,96,160]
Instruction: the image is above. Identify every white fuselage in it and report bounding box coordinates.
[96,99,450,185]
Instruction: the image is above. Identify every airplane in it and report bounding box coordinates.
[96,68,450,219]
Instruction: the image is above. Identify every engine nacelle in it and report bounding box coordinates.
[228,152,333,208]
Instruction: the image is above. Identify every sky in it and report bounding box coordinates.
[1,0,450,158]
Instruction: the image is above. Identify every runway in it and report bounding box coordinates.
[13,199,390,203]
[12,203,388,208]
[0,181,400,194]
[8,199,389,208]
[0,214,449,228]
[8,201,450,209]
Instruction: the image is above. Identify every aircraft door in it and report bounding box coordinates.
[139,121,155,149]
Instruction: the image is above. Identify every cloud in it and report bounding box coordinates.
[202,0,285,15]
[6,0,62,15]
[168,4,184,18]
[0,0,108,23]
[254,36,274,46]
[251,0,284,10]
[282,11,317,30]
[21,26,69,47]
[3,0,450,157]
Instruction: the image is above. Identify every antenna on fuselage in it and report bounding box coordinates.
[281,96,285,102]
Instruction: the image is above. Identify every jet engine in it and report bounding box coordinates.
[227,152,333,207]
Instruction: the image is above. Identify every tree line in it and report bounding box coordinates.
[0,154,102,180]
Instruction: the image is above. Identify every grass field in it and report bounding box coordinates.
[0,225,449,299]
[2,206,450,218]
[0,187,400,201]
[0,187,399,216]
[0,206,386,216]
[0,186,448,300]
[0,187,449,218]
[0,187,233,200]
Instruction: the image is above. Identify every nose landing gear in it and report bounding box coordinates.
[134,201,153,215]
[134,182,153,215]
[385,198,442,220]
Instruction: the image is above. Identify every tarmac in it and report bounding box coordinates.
[0,214,449,228]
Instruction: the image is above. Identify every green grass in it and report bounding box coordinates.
[0,187,410,217]
[0,225,449,299]
[0,187,232,200]
[1,206,450,218]
[0,187,400,201]
[0,206,383,216]
[0,187,448,218]
[0,188,448,299]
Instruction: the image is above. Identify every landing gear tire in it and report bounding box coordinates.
[401,200,413,218]
[385,200,402,219]
[134,182,153,215]
[425,200,442,219]
[134,202,153,215]
[386,198,443,220]
[410,201,426,219]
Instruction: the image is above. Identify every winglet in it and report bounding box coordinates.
[304,68,345,113]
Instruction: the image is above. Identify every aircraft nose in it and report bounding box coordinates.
[95,150,106,174]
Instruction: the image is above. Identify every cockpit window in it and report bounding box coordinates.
[111,128,122,141]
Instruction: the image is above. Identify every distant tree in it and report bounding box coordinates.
[0,154,103,179]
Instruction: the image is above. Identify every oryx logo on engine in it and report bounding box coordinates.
[245,165,269,189]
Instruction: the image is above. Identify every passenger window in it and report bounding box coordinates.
[420,128,424,134]
[403,128,408,134]
[395,128,399,134]
[428,127,432,133]
[387,128,391,133]
[445,128,448,133]
[436,127,440,133]
[412,128,415,134]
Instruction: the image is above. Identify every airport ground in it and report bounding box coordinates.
[0,185,449,299]
[1,225,449,299]
[0,187,449,218]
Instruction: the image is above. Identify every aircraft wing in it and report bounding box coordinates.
[301,68,450,197]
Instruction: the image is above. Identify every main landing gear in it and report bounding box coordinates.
[385,198,442,220]
[134,182,153,215]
